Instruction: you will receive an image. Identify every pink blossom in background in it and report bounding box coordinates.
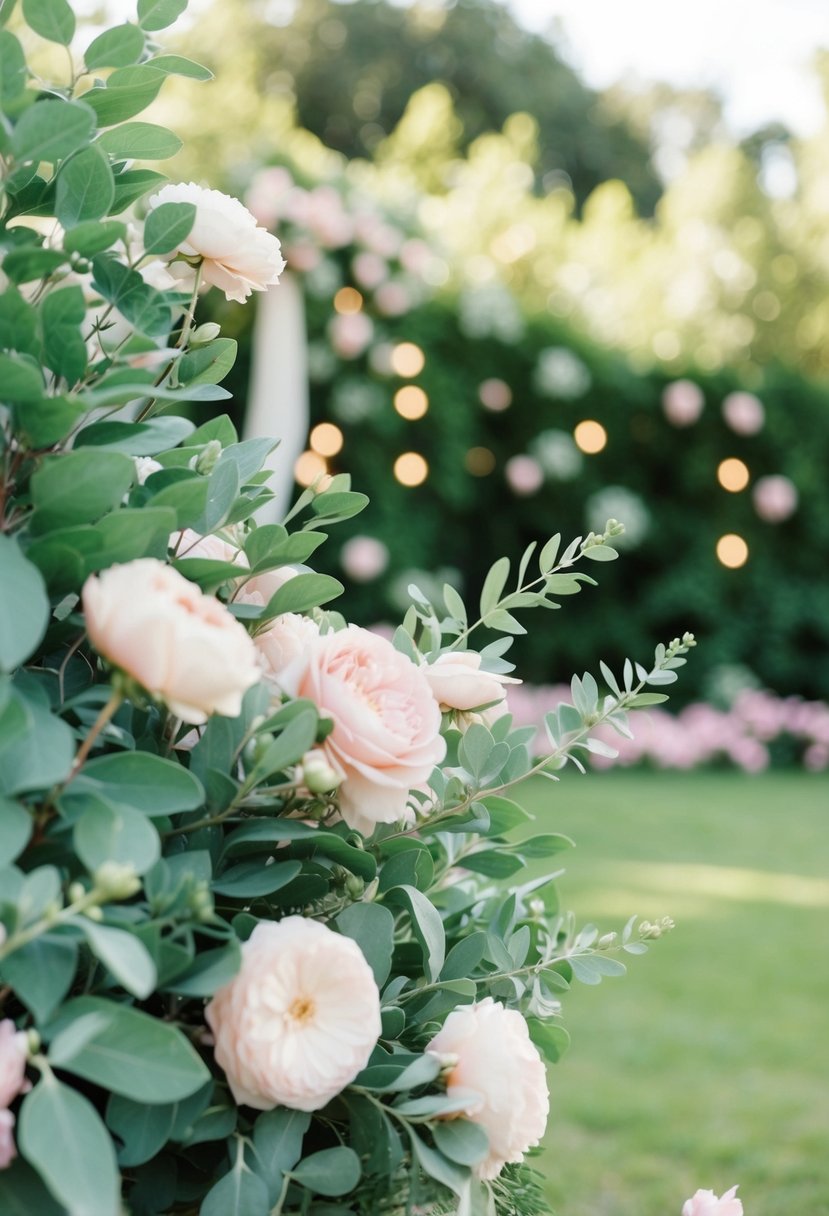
[353,213,402,257]
[304,187,354,248]
[505,455,544,495]
[722,391,765,435]
[340,535,390,582]
[328,311,374,359]
[374,281,411,316]
[478,378,513,411]
[352,251,388,290]
[752,475,798,523]
[399,238,434,276]
[244,166,294,228]
[682,1185,743,1216]
[284,240,322,273]
[662,379,705,426]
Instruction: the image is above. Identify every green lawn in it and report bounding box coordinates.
[519,770,829,1216]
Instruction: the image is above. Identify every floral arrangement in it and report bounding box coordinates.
[0,3,743,1214]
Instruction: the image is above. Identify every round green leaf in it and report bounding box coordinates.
[74,797,161,875]
[432,1119,489,1166]
[0,30,28,102]
[97,121,182,161]
[55,144,116,227]
[201,1163,269,1216]
[142,200,196,254]
[84,22,145,69]
[291,1147,362,1197]
[72,751,205,817]
[22,0,75,45]
[0,795,32,865]
[137,0,188,31]
[0,536,49,671]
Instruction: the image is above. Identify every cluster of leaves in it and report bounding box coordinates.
[0,4,691,1215]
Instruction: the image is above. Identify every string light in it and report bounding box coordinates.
[573,420,607,454]
[294,450,327,487]
[333,286,363,315]
[393,452,428,487]
[394,386,429,420]
[391,342,425,377]
[465,447,496,476]
[717,458,749,492]
[309,422,344,457]
[716,533,749,568]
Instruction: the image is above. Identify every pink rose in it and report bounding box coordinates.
[682,1186,743,1216]
[205,917,381,1111]
[0,1021,27,1109]
[295,626,445,835]
[171,528,248,569]
[254,613,321,689]
[427,998,549,1180]
[0,1109,15,1170]
[82,559,262,725]
[424,651,519,714]
[148,182,286,303]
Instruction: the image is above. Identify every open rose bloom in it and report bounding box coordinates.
[293,625,445,835]
[682,1186,744,1216]
[149,182,286,302]
[82,559,262,724]
[205,917,381,1111]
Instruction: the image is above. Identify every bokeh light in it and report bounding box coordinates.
[394,385,429,420]
[294,450,328,486]
[309,422,344,457]
[390,342,426,377]
[393,451,428,486]
[573,420,607,454]
[717,458,750,492]
[333,286,364,314]
[465,447,496,476]
[716,533,749,568]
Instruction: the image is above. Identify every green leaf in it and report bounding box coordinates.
[0,352,42,402]
[0,1159,65,1215]
[0,31,28,103]
[480,555,510,617]
[84,22,145,69]
[74,797,161,876]
[18,1073,119,1216]
[147,52,212,80]
[265,572,344,616]
[201,1161,270,1216]
[248,708,318,785]
[106,1093,175,1167]
[291,1146,361,1198]
[432,1119,489,1167]
[97,120,181,161]
[0,687,75,794]
[440,930,487,981]
[0,535,49,670]
[75,415,194,453]
[71,751,205,818]
[55,143,116,226]
[0,795,31,865]
[91,253,170,338]
[162,939,241,996]
[46,995,210,1102]
[582,543,619,562]
[143,200,196,254]
[110,167,167,213]
[147,475,209,529]
[63,219,126,257]
[384,885,445,981]
[22,0,75,45]
[527,1018,570,1063]
[0,936,77,1023]
[11,99,94,164]
[408,1130,469,1198]
[82,65,165,126]
[193,458,240,533]
[336,902,395,986]
[0,288,38,355]
[178,337,237,386]
[30,449,134,532]
[72,919,156,998]
[138,0,188,30]
[211,859,301,898]
[1,247,67,285]
[252,1109,309,1199]
[40,285,87,384]
[13,394,84,448]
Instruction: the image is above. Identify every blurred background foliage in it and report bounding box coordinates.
[144,0,829,704]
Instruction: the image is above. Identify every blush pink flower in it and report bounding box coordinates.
[426,999,549,1180]
[148,182,286,303]
[82,559,262,725]
[0,1109,15,1170]
[295,626,445,835]
[682,1186,743,1216]
[171,528,248,569]
[205,917,381,1112]
[424,651,519,714]
[0,1021,27,1109]
[255,613,321,689]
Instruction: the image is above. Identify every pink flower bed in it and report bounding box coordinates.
[508,685,829,773]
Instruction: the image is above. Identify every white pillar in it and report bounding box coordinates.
[244,273,309,521]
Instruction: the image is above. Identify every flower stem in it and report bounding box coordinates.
[66,688,124,783]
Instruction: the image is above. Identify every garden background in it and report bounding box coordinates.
[31,0,829,1210]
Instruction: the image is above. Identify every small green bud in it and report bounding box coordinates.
[94,861,141,902]
[244,732,274,767]
[302,750,342,794]
[26,1029,41,1056]
[68,882,86,905]
[42,900,62,924]
[190,321,221,346]
[344,873,365,900]
[193,439,222,475]
[597,932,617,949]
[528,898,546,919]
[85,906,104,922]
[682,632,697,648]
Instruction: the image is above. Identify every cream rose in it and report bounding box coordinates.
[426,998,549,1180]
[148,183,286,303]
[294,625,445,836]
[424,650,520,714]
[82,559,262,725]
[205,917,381,1112]
[682,1187,743,1216]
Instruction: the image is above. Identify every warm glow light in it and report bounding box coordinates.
[717,457,750,492]
[573,420,607,454]
[393,452,428,487]
[309,422,344,457]
[394,385,429,420]
[333,286,363,315]
[294,450,327,487]
[465,447,496,476]
[391,342,425,377]
[716,533,749,568]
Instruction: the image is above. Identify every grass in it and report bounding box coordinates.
[517,770,829,1216]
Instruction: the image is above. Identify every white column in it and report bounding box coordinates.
[244,273,309,521]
